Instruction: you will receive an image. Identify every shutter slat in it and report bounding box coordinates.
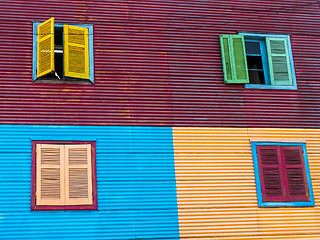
[37,17,54,78]
[64,25,89,80]
[266,37,292,86]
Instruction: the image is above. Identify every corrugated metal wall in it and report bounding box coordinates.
[1,0,320,127]
[0,125,180,240]
[173,127,320,240]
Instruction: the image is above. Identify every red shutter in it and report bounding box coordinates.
[257,146,286,202]
[281,146,309,202]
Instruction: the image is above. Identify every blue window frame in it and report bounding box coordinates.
[240,33,297,90]
[251,142,314,207]
[32,21,94,83]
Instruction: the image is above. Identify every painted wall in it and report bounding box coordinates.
[1,125,319,239]
[1,1,320,127]
[173,127,320,240]
[0,125,180,240]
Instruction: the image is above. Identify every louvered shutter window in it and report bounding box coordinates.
[220,35,249,84]
[37,17,55,78]
[64,25,90,80]
[35,143,93,208]
[282,146,309,202]
[257,145,309,203]
[266,37,293,86]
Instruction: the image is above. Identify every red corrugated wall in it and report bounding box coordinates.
[1,0,320,127]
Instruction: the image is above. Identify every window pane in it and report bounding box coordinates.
[249,70,265,84]
[247,56,263,69]
[245,41,261,54]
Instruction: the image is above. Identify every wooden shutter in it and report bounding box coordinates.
[37,17,55,78]
[282,146,309,202]
[257,146,286,202]
[266,37,292,86]
[220,35,249,84]
[65,145,92,205]
[36,144,64,206]
[64,25,89,79]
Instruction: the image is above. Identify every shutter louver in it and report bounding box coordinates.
[64,25,89,79]
[257,146,285,202]
[282,146,309,202]
[36,144,64,206]
[37,17,55,78]
[220,35,249,84]
[65,145,92,205]
[266,37,292,86]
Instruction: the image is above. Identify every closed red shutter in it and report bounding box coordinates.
[281,146,309,202]
[257,146,286,202]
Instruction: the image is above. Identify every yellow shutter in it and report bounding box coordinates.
[36,144,64,206]
[65,144,92,205]
[64,25,89,79]
[37,17,55,78]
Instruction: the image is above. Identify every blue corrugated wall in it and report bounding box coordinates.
[0,125,180,240]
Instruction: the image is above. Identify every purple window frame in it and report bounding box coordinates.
[31,141,98,211]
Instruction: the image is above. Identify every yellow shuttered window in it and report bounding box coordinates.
[64,25,90,80]
[34,143,95,209]
[37,17,55,78]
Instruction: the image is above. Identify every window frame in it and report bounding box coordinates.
[32,21,94,83]
[31,140,97,211]
[251,142,314,207]
[239,32,297,90]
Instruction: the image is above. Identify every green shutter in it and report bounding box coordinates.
[266,37,292,86]
[220,35,249,84]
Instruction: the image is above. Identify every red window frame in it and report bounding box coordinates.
[31,141,97,211]
[257,145,310,203]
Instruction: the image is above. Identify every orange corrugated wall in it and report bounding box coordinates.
[173,127,320,240]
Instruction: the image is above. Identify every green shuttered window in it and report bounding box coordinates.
[220,33,297,90]
[251,142,314,208]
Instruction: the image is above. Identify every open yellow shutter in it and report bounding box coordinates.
[36,144,64,206]
[64,25,89,79]
[65,145,92,205]
[37,17,55,78]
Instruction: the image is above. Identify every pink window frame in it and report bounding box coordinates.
[31,141,98,211]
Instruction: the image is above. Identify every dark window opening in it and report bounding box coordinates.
[245,41,265,84]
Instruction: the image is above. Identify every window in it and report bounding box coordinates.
[220,33,297,90]
[31,141,97,211]
[251,142,314,207]
[32,17,94,84]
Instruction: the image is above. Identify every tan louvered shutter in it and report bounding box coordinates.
[64,25,89,79]
[36,144,64,205]
[65,145,92,205]
[37,17,55,78]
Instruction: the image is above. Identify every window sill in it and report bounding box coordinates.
[258,201,315,208]
[33,79,93,85]
[245,84,297,90]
